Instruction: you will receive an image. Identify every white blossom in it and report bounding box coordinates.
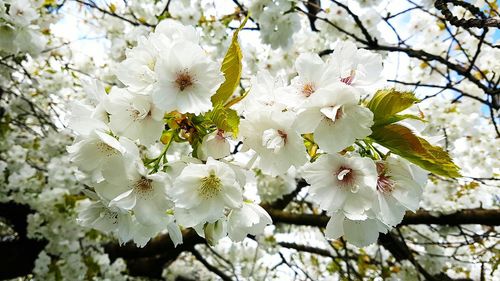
[302,153,378,220]
[172,158,243,227]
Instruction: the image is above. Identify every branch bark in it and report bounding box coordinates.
[267,208,500,227]
[435,0,500,28]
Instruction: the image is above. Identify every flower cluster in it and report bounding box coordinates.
[247,0,301,49]
[0,0,49,55]
[70,20,271,246]
[239,41,429,246]
[70,20,457,248]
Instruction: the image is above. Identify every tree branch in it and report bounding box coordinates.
[191,248,233,281]
[435,0,500,29]
[267,208,500,227]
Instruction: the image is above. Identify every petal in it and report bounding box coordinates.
[293,109,322,134]
[134,199,166,226]
[343,218,379,247]
[325,212,344,240]
[109,190,137,210]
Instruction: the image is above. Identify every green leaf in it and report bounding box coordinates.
[224,89,249,108]
[375,114,425,127]
[370,123,460,178]
[367,88,420,126]
[205,106,240,137]
[211,16,248,105]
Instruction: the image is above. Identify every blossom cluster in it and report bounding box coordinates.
[0,0,49,55]
[68,18,440,248]
[70,20,271,247]
[239,41,429,246]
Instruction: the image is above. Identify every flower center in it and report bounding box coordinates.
[130,109,142,121]
[262,128,287,152]
[199,171,222,199]
[320,105,343,123]
[336,166,358,192]
[96,142,118,157]
[376,163,395,193]
[129,108,152,121]
[340,70,356,85]
[175,70,194,91]
[301,82,315,97]
[377,175,395,193]
[134,177,153,194]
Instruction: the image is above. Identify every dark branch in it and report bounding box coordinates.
[267,208,500,227]
[435,0,500,28]
[191,248,233,281]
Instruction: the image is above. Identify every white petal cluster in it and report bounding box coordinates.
[114,19,223,115]
[67,16,428,249]
[68,21,271,247]
[248,0,301,49]
[241,110,308,175]
[172,158,243,227]
[0,0,47,55]
[303,153,427,247]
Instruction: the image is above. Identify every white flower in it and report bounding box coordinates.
[197,130,231,161]
[76,198,134,244]
[114,36,158,93]
[240,110,308,176]
[153,19,199,43]
[113,19,208,109]
[295,84,374,153]
[96,160,174,227]
[259,4,301,49]
[172,158,243,227]
[325,212,388,247]
[105,88,164,145]
[67,132,138,182]
[302,153,378,219]
[168,2,202,26]
[228,201,272,242]
[79,78,108,122]
[8,0,38,26]
[240,70,293,114]
[247,0,269,20]
[67,101,108,137]
[290,53,338,104]
[152,40,224,114]
[256,170,297,203]
[374,156,427,226]
[329,40,383,87]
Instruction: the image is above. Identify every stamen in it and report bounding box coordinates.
[277,129,288,144]
[134,177,153,193]
[301,82,315,97]
[175,69,194,91]
[376,162,395,193]
[340,69,356,85]
[96,142,118,157]
[377,175,395,193]
[199,171,222,199]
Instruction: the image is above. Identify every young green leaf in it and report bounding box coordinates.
[205,106,240,137]
[211,16,249,106]
[370,123,460,178]
[367,88,420,126]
